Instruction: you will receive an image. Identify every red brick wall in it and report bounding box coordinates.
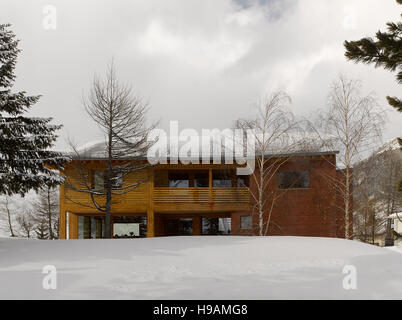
[231,154,351,239]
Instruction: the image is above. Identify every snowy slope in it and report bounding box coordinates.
[386,246,402,255]
[0,236,402,299]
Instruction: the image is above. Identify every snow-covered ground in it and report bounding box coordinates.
[1,236,402,299]
[0,230,8,238]
[386,245,402,254]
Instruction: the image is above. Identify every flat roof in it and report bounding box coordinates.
[66,150,339,161]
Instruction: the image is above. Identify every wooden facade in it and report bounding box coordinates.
[59,161,250,239]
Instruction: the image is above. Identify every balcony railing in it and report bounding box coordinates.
[154,187,250,203]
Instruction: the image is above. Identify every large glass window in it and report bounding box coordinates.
[179,219,193,235]
[113,216,147,238]
[164,219,193,236]
[194,171,209,187]
[202,218,231,235]
[78,216,105,239]
[219,218,231,234]
[202,218,219,235]
[213,171,233,187]
[168,172,189,187]
[237,176,249,187]
[278,171,309,189]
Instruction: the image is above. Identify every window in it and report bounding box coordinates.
[202,218,231,235]
[93,171,105,190]
[113,216,147,238]
[164,219,192,236]
[78,216,105,239]
[114,223,140,238]
[202,218,219,235]
[278,171,309,189]
[168,172,189,187]
[237,176,249,187]
[93,170,123,190]
[213,171,233,187]
[111,172,123,188]
[240,216,252,230]
[194,171,209,187]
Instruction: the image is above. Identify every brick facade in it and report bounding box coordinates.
[231,154,351,239]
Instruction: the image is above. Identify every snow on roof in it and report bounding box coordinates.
[74,140,109,159]
[76,140,105,153]
[68,136,338,161]
[377,138,402,155]
[389,212,402,219]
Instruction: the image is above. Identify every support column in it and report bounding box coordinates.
[59,210,66,239]
[59,183,66,239]
[193,216,202,236]
[147,209,155,237]
[209,168,213,202]
[69,213,78,239]
[147,167,155,237]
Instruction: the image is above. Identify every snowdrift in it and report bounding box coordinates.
[0,236,401,299]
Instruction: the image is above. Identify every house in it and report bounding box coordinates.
[58,144,350,239]
[389,213,402,246]
[352,138,402,246]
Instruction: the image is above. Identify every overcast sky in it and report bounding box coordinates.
[1,0,401,150]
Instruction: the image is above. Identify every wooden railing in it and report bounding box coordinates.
[154,187,250,203]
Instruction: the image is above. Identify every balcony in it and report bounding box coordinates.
[153,169,251,212]
[154,187,250,204]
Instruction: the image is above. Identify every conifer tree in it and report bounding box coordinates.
[35,217,49,240]
[0,24,66,196]
[32,185,59,239]
[344,0,402,112]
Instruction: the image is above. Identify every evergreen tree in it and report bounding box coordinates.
[399,138,402,192]
[344,0,402,112]
[0,24,66,196]
[35,217,49,240]
[32,185,59,239]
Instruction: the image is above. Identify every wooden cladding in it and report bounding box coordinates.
[154,187,209,203]
[212,187,250,203]
[154,187,250,203]
[60,161,253,239]
[63,165,148,212]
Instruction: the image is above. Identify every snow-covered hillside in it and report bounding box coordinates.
[1,236,402,299]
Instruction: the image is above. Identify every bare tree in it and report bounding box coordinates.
[353,143,401,245]
[378,147,402,214]
[16,211,35,238]
[64,62,157,238]
[353,159,385,244]
[0,196,16,237]
[316,75,386,239]
[236,92,303,236]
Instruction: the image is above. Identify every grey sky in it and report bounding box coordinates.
[1,0,401,151]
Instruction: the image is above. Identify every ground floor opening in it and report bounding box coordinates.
[160,217,231,236]
[73,214,148,239]
[66,212,234,239]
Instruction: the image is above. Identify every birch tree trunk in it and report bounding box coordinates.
[317,75,385,239]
